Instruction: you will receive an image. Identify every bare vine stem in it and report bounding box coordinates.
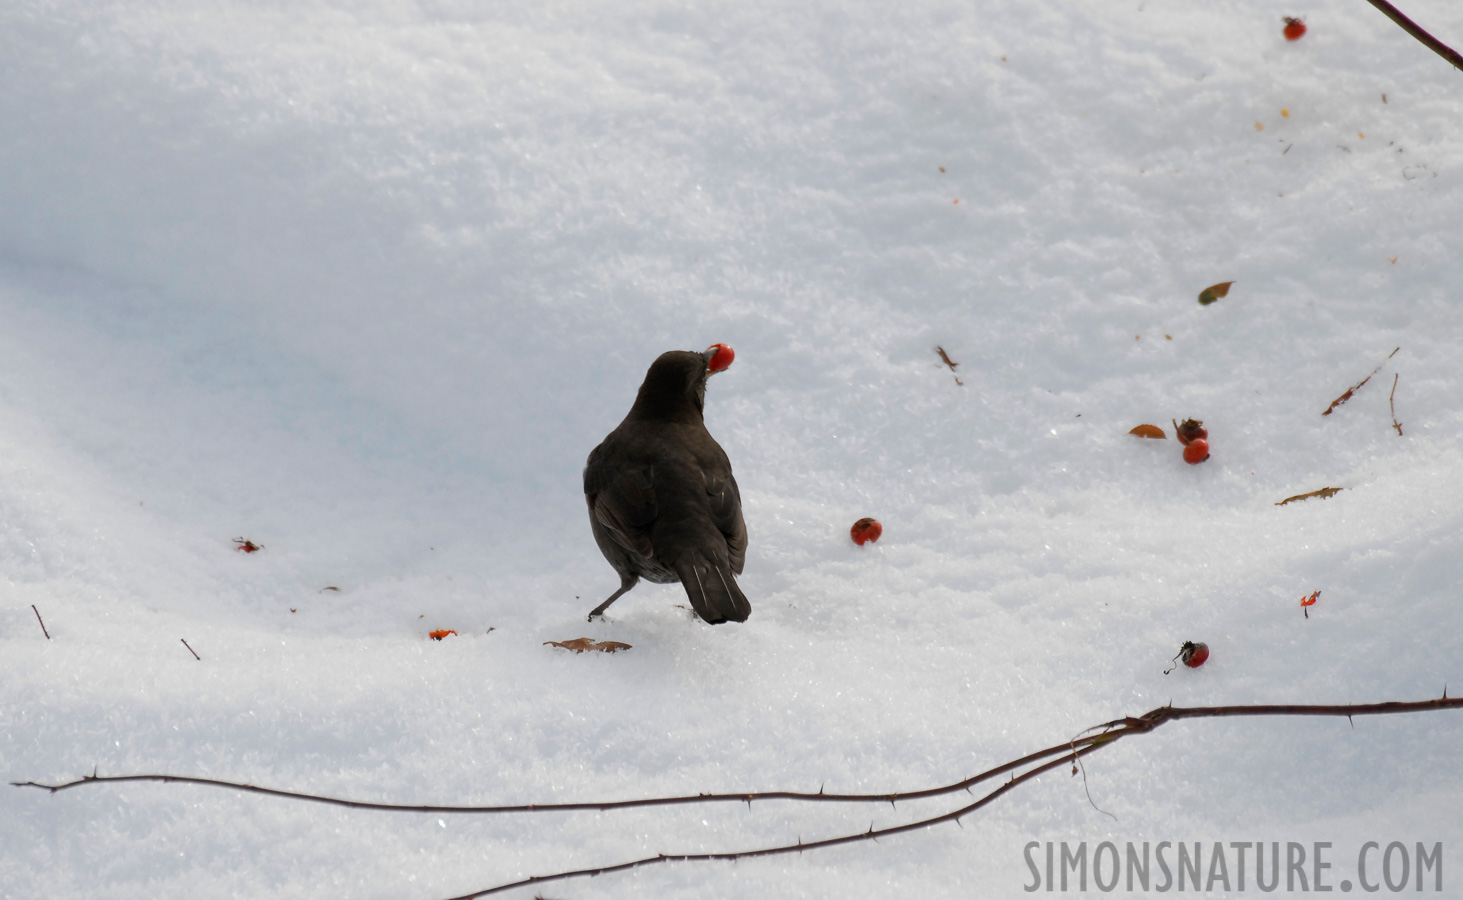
[7,732,1106,812]
[13,695,1461,898]
[1362,0,1463,72]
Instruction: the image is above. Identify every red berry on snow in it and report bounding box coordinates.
[1182,439,1210,464]
[850,517,883,546]
[706,343,736,373]
[1173,418,1208,446]
[1165,640,1210,673]
[1283,17,1306,41]
[1181,641,1210,668]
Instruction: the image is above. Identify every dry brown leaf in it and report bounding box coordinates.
[1129,424,1167,439]
[544,637,632,654]
[1197,282,1234,306]
[1275,487,1343,506]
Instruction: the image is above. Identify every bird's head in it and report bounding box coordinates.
[630,345,735,421]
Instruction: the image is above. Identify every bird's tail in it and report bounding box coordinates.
[675,553,751,624]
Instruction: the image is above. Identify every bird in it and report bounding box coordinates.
[583,346,750,624]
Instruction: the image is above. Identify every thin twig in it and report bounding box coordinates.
[1390,373,1403,435]
[181,639,201,661]
[1073,749,1116,821]
[1361,0,1463,72]
[31,605,51,640]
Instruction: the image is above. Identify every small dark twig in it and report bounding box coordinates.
[181,639,201,661]
[1390,373,1404,435]
[1361,0,1463,72]
[31,605,51,640]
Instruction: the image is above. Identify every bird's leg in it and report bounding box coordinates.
[587,574,638,621]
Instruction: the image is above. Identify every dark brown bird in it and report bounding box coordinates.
[583,347,750,623]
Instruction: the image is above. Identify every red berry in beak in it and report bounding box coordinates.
[706,343,735,373]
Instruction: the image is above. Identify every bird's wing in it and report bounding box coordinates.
[585,453,659,559]
[706,471,747,575]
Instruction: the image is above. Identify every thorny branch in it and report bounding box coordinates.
[13,696,1463,898]
[1362,0,1463,72]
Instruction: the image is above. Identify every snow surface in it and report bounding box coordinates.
[4,0,1462,897]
